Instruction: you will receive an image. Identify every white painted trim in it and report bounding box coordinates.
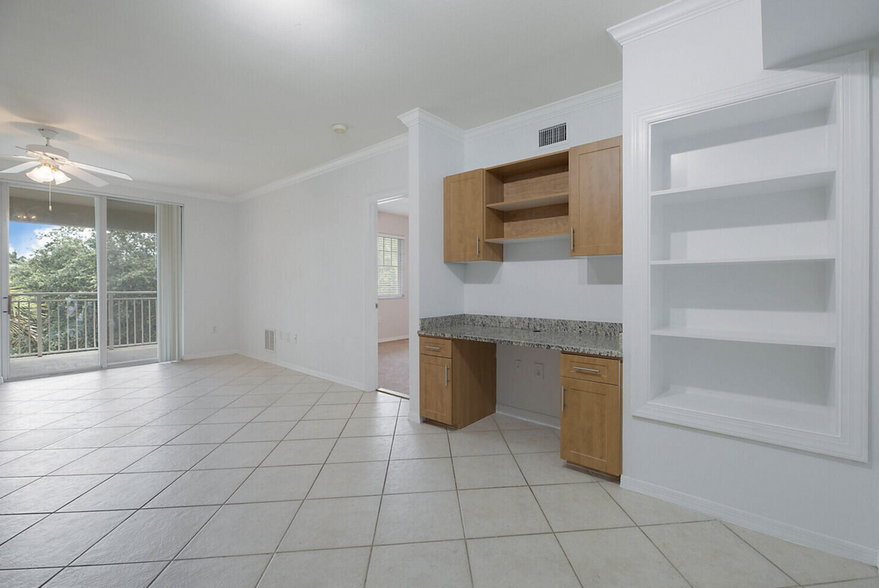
[397,109,465,142]
[378,336,408,343]
[621,475,879,566]
[465,83,622,142]
[235,134,409,202]
[237,350,365,390]
[495,404,560,430]
[608,0,743,47]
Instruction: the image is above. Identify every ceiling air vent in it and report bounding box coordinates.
[538,123,567,147]
[264,329,275,352]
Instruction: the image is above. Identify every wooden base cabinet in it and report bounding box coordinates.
[419,336,496,429]
[560,353,622,476]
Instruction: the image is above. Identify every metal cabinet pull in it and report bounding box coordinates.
[561,385,565,411]
[572,366,600,374]
[424,345,441,351]
[570,227,574,251]
[476,235,480,256]
[444,365,449,387]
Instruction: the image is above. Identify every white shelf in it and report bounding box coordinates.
[651,327,835,348]
[650,169,836,204]
[650,254,835,266]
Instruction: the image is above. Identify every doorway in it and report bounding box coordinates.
[376,196,409,397]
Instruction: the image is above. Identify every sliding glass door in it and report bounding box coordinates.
[1,184,181,380]
[6,188,100,379]
[106,198,158,366]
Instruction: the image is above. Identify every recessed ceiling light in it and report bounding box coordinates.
[332,124,347,134]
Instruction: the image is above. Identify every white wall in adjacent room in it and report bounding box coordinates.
[377,211,409,342]
[617,0,879,565]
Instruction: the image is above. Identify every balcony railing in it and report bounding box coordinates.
[9,291,157,358]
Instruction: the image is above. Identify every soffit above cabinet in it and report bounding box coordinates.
[761,0,879,68]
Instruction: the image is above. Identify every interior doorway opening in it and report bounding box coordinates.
[376,196,409,398]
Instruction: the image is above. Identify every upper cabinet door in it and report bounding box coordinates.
[444,169,502,262]
[569,136,622,257]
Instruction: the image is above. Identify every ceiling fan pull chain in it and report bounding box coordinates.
[48,180,52,211]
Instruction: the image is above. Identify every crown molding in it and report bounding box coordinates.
[608,0,743,47]
[464,82,622,142]
[235,133,408,202]
[397,108,465,142]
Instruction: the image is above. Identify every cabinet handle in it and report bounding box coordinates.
[561,385,565,412]
[424,345,441,351]
[572,366,601,374]
[476,235,480,256]
[444,365,449,386]
[570,227,574,251]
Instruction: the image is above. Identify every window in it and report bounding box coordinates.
[377,235,404,298]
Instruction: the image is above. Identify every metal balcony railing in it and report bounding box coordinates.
[9,291,157,358]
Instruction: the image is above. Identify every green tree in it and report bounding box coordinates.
[9,225,157,293]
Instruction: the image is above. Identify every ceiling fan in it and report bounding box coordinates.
[0,127,132,188]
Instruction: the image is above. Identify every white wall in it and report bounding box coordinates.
[377,212,409,342]
[617,0,879,564]
[235,142,408,389]
[461,88,625,322]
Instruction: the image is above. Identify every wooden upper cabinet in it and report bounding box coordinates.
[569,136,622,257]
[443,170,503,262]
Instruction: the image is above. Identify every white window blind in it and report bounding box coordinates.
[377,235,404,299]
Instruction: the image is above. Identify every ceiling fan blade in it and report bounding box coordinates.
[60,164,109,187]
[71,161,132,181]
[0,161,40,174]
[2,153,38,160]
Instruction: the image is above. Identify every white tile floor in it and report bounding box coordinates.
[0,355,876,588]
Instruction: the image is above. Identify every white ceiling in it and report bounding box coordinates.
[0,0,669,199]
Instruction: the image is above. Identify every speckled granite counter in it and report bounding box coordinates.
[419,314,622,358]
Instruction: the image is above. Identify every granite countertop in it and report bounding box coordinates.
[418,314,622,358]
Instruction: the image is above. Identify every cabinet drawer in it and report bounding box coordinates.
[560,353,620,386]
[420,337,452,358]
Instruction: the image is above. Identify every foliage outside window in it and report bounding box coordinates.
[377,235,404,299]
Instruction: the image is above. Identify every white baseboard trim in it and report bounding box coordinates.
[621,475,879,566]
[495,404,560,430]
[378,336,408,343]
[236,351,366,391]
[182,349,239,360]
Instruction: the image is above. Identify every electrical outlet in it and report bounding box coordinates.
[211,326,217,334]
[534,363,544,379]
[293,334,298,343]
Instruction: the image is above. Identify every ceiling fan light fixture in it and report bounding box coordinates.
[25,163,70,185]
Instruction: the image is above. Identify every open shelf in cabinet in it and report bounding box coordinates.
[484,149,570,242]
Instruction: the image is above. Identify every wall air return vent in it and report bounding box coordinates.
[538,123,567,147]
[264,329,275,352]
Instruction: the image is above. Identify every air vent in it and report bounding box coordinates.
[264,329,275,352]
[538,123,567,147]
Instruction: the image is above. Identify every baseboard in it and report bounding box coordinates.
[621,475,879,566]
[182,349,239,361]
[495,404,560,430]
[236,350,366,391]
[378,336,408,343]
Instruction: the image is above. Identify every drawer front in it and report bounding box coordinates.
[420,336,452,358]
[560,353,620,386]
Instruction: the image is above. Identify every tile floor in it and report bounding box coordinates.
[0,355,876,588]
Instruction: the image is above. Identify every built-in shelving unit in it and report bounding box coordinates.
[630,53,870,461]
